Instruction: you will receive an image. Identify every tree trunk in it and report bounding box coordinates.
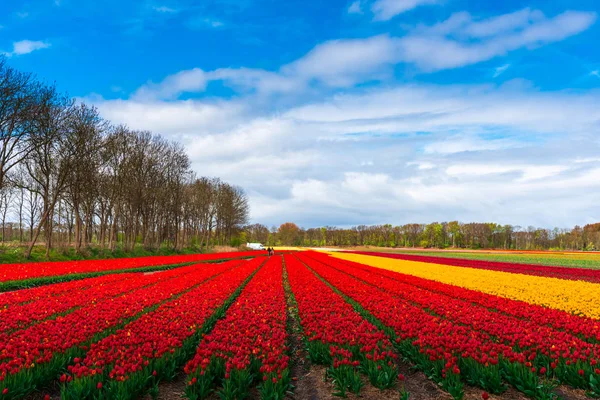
[45,211,52,259]
[25,200,55,259]
[109,205,119,252]
[74,205,82,254]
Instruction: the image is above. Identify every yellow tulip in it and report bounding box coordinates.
[331,253,600,319]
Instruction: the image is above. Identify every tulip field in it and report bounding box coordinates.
[1,250,600,399]
[0,251,260,292]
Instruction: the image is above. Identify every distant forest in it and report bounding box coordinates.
[0,58,249,258]
[244,222,600,251]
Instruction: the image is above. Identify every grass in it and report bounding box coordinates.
[0,243,211,264]
[354,248,600,269]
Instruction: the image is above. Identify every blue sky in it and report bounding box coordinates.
[2,0,600,228]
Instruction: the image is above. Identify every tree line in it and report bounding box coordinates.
[243,222,600,251]
[0,58,249,258]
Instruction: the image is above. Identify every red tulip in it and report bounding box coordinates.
[183,257,289,397]
[0,251,261,283]
[295,251,600,398]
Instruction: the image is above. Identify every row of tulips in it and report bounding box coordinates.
[0,251,262,289]
[352,251,600,283]
[296,253,564,399]
[0,268,193,336]
[0,272,131,307]
[284,255,398,397]
[61,257,263,400]
[305,252,600,396]
[334,252,600,320]
[0,260,245,399]
[316,252,600,344]
[184,256,289,400]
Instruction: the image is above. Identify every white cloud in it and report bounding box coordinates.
[398,10,596,71]
[342,172,390,194]
[186,17,225,29]
[407,161,435,170]
[446,164,569,182]
[92,75,600,228]
[348,1,362,14]
[282,35,398,86]
[493,64,511,78]
[92,6,600,228]
[134,35,399,98]
[138,8,595,98]
[591,70,600,78]
[423,136,521,154]
[95,98,247,135]
[183,118,294,160]
[463,8,545,38]
[2,40,51,57]
[284,84,600,136]
[403,168,600,209]
[152,5,177,13]
[372,0,440,21]
[254,161,600,227]
[575,157,600,163]
[207,19,224,28]
[133,68,207,100]
[210,68,303,94]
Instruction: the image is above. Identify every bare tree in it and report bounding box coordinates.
[64,103,106,253]
[0,185,14,242]
[0,58,39,191]
[23,86,74,258]
[0,60,252,257]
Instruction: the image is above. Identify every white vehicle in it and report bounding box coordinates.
[246,242,266,250]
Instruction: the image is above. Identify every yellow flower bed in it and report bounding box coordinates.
[330,252,600,319]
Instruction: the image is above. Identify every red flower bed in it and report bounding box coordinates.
[309,252,600,343]
[0,272,130,307]
[285,254,397,396]
[0,272,151,335]
[184,256,289,400]
[0,261,243,399]
[296,252,600,399]
[61,258,263,399]
[351,251,600,282]
[0,251,262,284]
[304,253,600,388]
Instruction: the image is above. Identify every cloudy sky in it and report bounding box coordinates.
[2,0,599,228]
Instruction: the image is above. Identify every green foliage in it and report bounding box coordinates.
[229,236,242,247]
[326,364,363,397]
[361,359,397,389]
[0,243,209,265]
[396,250,600,270]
